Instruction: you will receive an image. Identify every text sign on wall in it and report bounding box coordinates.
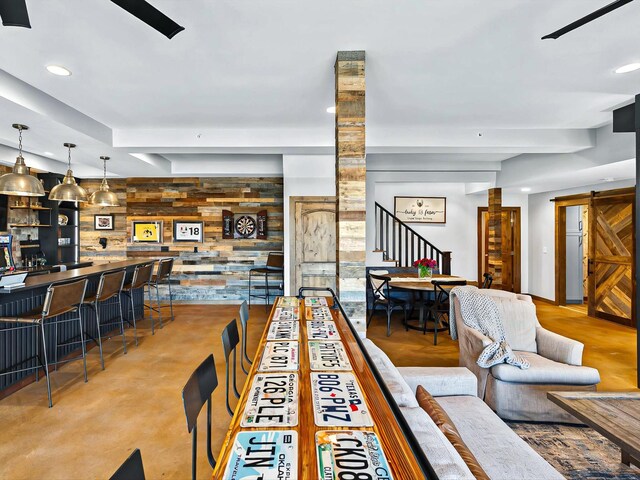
[394,196,446,224]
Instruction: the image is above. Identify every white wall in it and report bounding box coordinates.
[527,179,635,301]
[282,155,335,295]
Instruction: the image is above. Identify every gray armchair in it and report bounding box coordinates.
[452,289,600,423]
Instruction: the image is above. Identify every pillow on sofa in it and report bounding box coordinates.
[416,386,490,480]
[361,338,419,408]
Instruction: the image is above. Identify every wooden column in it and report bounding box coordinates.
[335,51,366,335]
[488,188,503,288]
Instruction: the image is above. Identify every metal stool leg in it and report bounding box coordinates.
[155,283,163,330]
[92,303,105,370]
[146,284,155,335]
[191,425,198,480]
[248,272,252,309]
[232,349,240,398]
[40,323,52,408]
[118,294,128,354]
[225,360,233,416]
[167,277,175,321]
[264,272,269,312]
[78,311,88,383]
[241,328,249,375]
[129,293,139,346]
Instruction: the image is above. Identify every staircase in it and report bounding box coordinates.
[373,202,451,274]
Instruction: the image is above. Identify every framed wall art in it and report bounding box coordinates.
[173,221,204,242]
[94,214,114,230]
[394,196,446,224]
[132,221,163,243]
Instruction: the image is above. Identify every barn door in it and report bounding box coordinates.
[589,192,635,325]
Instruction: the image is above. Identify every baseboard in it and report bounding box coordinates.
[526,294,556,305]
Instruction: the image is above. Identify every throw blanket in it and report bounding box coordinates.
[450,286,529,369]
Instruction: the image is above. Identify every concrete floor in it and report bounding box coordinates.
[0,301,637,479]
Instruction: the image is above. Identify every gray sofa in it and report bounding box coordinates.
[362,338,565,480]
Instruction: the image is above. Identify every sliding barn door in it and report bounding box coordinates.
[589,193,635,325]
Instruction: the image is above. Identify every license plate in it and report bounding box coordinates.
[307,321,340,341]
[308,341,352,371]
[278,296,299,308]
[305,306,333,321]
[316,430,394,480]
[222,430,298,480]
[304,296,328,307]
[258,341,299,372]
[272,307,300,322]
[311,373,373,427]
[267,321,300,341]
[241,373,298,427]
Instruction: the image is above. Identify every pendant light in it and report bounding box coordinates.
[89,156,119,206]
[49,143,88,202]
[0,124,45,197]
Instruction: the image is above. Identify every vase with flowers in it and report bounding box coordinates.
[413,258,437,279]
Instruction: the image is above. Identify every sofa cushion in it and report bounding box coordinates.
[361,338,419,408]
[416,386,490,480]
[491,351,600,385]
[436,395,565,480]
[491,296,538,353]
[400,407,475,480]
[398,366,478,397]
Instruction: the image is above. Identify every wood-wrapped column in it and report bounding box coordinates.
[488,187,503,288]
[335,51,366,335]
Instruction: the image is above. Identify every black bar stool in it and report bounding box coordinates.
[182,354,218,480]
[238,300,252,375]
[248,251,284,310]
[221,319,241,416]
[482,273,494,289]
[148,257,175,328]
[82,269,127,369]
[110,449,146,480]
[0,278,88,407]
[121,262,155,341]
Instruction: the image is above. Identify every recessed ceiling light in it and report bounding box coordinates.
[46,65,72,76]
[326,106,336,114]
[615,63,640,74]
[521,187,531,192]
[43,151,54,156]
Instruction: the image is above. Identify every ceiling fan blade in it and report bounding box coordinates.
[111,0,184,39]
[542,0,634,39]
[0,0,31,28]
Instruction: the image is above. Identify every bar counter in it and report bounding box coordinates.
[0,259,151,394]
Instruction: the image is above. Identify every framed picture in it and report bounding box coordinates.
[173,221,204,242]
[394,196,446,224]
[132,221,163,243]
[94,214,114,230]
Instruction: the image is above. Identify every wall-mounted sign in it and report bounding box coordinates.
[132,221,163,243]
[173,221,203,242]
[94,214,114,230]
[394,196,446,224]
[222,209,267,239]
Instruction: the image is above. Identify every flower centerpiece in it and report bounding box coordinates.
[413,258,437,279]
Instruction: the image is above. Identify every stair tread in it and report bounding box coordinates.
[372,249,384,253]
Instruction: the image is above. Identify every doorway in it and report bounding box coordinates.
[477,206,521,292]
[565,205,589,308]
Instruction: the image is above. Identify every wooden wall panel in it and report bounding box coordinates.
[488,187,503,287]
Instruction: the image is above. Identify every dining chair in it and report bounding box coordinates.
[481,273,493,289]
[182,354,218,480]
[367,272,409,336]
[110,448,146,480]
[121,262,155,342]
[147,257,176,328]
[427,280,467,345]
[221,319,241,416]
[248,251,284,310]
[238,301,252,374]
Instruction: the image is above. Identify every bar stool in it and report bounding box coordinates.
[82,269,127,369]
[121,262,155,342]
[482,272,494,289]
[248,251,284,310]
[0,278,88,408]
[110,449,146,480]
[147,257,175,329]
[221,319,241,416]
[238,301,252,375]
[182,354,218,480]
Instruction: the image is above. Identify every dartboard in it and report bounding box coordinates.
[235,215,256,238]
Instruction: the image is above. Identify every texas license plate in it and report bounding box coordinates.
[277,296,299,308]
[258,341,299,372]
[308,341,352,371]
[223,430,298,480]
[311,373,373,427]
[304,296,328,307]
[267,321,300,341]
[272,307,300,322]
[316,430,394,480]
[307,321,340,341]
[241,373,298,427]
[305,306,333,321]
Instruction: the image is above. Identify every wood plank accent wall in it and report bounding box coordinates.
[488,187,503,287]
[335,50,367,335]
[80,177,283,302]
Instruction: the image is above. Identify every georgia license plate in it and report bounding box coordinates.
[304,296,328,307]
[307,321,340,341]
[267,321,300,341]
[278,296,299,308]
[305,306,333,321]
[311,373,373,427]
[272,307,300,322]
[308,341,352,371]
[258,341,299,372]
[316,430,394,480]
[223,430,298,480]
[241,373,299,427]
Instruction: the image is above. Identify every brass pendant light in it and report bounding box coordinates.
[89,156,119,206]
[49,143,88,203]
[0,124,46,197]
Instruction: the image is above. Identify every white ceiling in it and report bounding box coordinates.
[0,0,638,189]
